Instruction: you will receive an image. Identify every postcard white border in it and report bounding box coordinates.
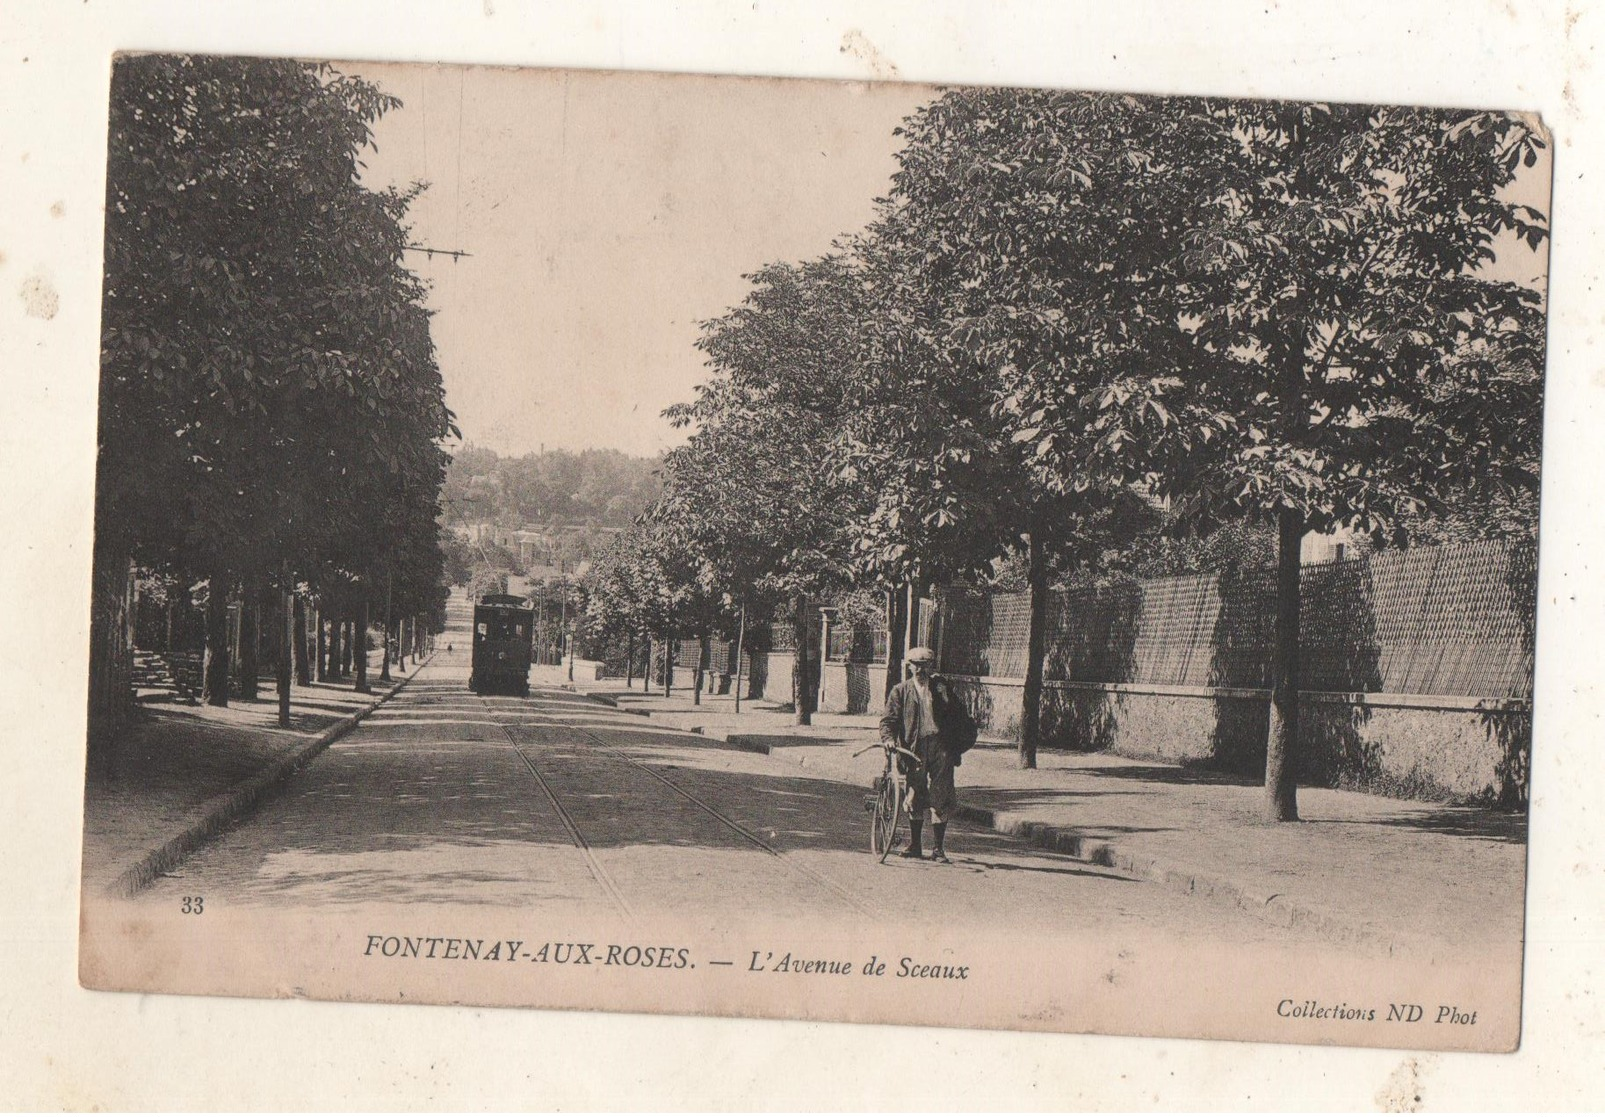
[3,0,1602,1109]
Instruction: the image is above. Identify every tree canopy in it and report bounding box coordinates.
[99,55,455,598]
[93,54,457,718]
[581,87,1547,797]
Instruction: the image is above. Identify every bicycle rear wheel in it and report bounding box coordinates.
[871,772,903,862]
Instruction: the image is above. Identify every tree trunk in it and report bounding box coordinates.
[1264,507,1304,822]
[202,578,231,707]
[355,598,371,693]
[341,619,354,677]
[380,569,394,683]
[292,595,310,686]
[328,616,339,678]
[1020,529,1049,770]
[733,606,746,714]
[816,609,832,713]
[625,632,636,689]
[694,633,711,706]
[231,589,243,679]
[792,594,812,726]
[277,580,293,728]
[567,621,576,681]
[663,631,675,697]
[87,547,137,747]
[884,587,907,700]
[906,581,920,658]
[315,607,327,682]
[241,574,262,700]
[306,605,317,681]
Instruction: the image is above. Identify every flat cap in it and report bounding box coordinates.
[906,646,935,664]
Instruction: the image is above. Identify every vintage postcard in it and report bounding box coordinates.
[79,54,1549,1053]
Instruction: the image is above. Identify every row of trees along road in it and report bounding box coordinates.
[583,91,1547,822]
[90,56,457,742]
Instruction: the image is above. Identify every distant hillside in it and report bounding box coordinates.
[442,445,661,530]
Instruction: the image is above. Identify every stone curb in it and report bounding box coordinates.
[572,691,776,753]
[764,738,1397,955]
[571,687,1400,954]
[107,655,433,899]
[573,691,648,716]
[946,803,1399,955]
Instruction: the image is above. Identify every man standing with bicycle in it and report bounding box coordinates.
[879,646,977,863]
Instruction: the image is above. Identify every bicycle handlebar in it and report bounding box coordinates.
[852,741,923,765]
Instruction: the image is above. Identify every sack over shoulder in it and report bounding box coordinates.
[934,679,979,759]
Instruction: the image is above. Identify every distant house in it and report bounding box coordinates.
[510,523,623,572]
[1301,526,1364,565]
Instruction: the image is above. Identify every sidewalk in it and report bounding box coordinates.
[81,659,429,897]
[544,669,884,743]
[567,674,1529,961]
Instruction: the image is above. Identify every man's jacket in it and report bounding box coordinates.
[879,675,980,763]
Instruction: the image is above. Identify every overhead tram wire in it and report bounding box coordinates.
[404,244,473,261]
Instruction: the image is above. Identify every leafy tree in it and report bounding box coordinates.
[1146,102,1547,820]
[881,88,1546,814]
[854,92,1193,764]
[94,54,454,723]
[582,515,722,695]
[655,256,879,722]
[441,446,661,531]
[832,228,1022,686]
[440,533,478,586]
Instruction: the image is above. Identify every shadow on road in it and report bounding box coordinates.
[1333,808,1528,845]
[151,687,1140,899]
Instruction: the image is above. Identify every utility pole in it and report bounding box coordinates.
[733,603,746,714]
[380,566,393,684]
[561,588,573,681]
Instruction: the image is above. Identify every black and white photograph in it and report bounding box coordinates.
[68,51,1554,1055]
[10,0,1605,1106]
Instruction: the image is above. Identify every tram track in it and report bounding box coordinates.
[477,688,881,920]
[471,693,638,925]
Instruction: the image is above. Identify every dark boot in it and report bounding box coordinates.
[900,818,924,859]
[931,822,950,863]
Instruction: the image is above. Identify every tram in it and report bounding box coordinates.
[470,593,535,696]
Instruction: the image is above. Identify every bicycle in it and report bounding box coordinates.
[856,740,924,863]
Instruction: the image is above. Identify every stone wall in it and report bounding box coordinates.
[746,650,793,703]
[817,659,889,715]
[943,675,1529,805]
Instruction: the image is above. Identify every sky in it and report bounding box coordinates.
[344,63,931,459]
[343,63,1552,461]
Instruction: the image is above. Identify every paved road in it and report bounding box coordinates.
[143,609,1348,949]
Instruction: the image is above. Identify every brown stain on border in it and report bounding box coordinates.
[20,273,58,319]
[839,29,901,80]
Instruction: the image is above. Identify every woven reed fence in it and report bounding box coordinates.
[939,539,1536,700]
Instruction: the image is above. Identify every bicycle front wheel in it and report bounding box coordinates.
[872,773,903,862]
